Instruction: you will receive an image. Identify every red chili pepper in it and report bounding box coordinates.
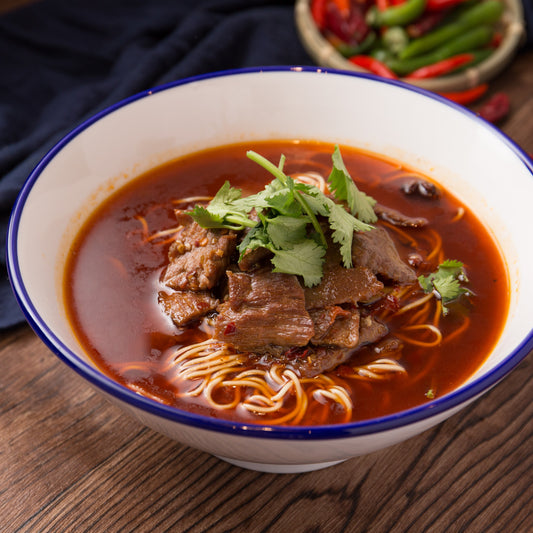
[406,10,447,38]
[406,53,475,79]
[325,1,369,45]
[438,83,489,105]
[491,31,503,48]
[332,0,351,18]
[376,0,390,12]
[349,55,399,79]
[426,0,469,11]
[223,322,236,335]
[311,0,328,31]
[477,92,510,123]
[390,0,406,4]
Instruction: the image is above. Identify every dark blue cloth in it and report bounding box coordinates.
[0,0,313,329]
[523,0,533,46]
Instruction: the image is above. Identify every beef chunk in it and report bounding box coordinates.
[352,227,416,284]
[374,203,428,228]
[304,265,383,309]
[162,211,237,291]
[159,291,218,327]
[214,270,314,351]
[401,178,440,199]
[358,315,389,345]
[238,246,272,271]
[283,346,350,378]
[309,306,360,348]
[285,315,389,377]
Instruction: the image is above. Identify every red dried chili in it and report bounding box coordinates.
[349,55,399,79]
[406,10,447,38]
[310,0,327,31]
[426,0,469,11]
[438,83,489,105]
[224,322,236,335]
[477,92,510,124]
[376,0,390,12]
[406,53,474,79]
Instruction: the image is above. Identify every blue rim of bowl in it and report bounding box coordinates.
[7,66,533,441]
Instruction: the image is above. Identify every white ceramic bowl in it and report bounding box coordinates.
[7,68,533,473]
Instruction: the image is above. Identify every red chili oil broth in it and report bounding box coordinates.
[63,140,509,425]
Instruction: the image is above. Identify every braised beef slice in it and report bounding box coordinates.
[352,227,416,284]
[309,306,360,348]
[374,203,428,228]
[159,291,218,327]
[283,346,349,379]
[162,211,237,291]
[304,265,383,309]
[358,315,389,345]
[401,178,440,199]
[238,246,272,271]
[214,270,314,351]
[287,315,389,377]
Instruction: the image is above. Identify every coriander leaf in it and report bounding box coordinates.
[188,205,225,228]
[265,216,309,249]
[328,145,377,223]
[327,201,363,268]
[211,180,243,206]
[247,150,289,186]
[433,276,464,301]
[437,259,469,282]
[261,180,303,217]
[270,241,326,287]
[295,185,330,217]
[189,181,256,230]
[247,150,327,245]
[418,259,472,315]
[418,274,434,294]
[193,148,380,286]
[301,189,373,268]
[238,224,269,257]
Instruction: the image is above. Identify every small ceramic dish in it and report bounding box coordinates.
[294,0,526,92]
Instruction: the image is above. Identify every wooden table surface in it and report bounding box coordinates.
[2,48,533,533]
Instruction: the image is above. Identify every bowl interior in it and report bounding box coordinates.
[9,69,533,417]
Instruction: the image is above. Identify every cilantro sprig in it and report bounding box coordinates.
[189,146,376,287]
[328,146,377,224]
[418,259,473,315]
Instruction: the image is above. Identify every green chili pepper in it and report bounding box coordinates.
[399,0,503,59]
[386,25,494,76]
[367,0,428,28]
[335,32,378,58]
[449,47,493,72]
[370,47,392,63]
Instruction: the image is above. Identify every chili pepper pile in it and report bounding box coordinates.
[311,0,507,107]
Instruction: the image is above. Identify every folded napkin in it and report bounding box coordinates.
[0,0,313,329]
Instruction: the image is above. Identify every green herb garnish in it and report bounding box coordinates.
[188,181,258,230]
[189,146,376,287]
[328,145,378,224]
[418,259,472,315]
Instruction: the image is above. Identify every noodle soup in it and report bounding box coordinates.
[63,141,509,426]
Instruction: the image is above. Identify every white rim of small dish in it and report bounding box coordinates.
[6,66,533,441]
